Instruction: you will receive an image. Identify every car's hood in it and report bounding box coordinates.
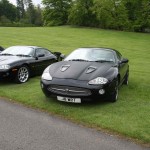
[0,55,30,65]
[50,61,114,81]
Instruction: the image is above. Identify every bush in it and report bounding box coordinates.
[133,25,142,32]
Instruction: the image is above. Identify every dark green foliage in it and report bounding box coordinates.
[125,0,150,32]
[16,0,25,19]
[93,0,129,30]
[42,0,150,32]
[42,0,72,26]
[25,0,36,24]
[68,0,97,26]
[0,0,17,22]
[0,0,149,31]
[34,5,43,26]
[0,0,43,26]
[135,0,150,32]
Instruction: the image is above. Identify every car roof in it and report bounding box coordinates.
[8,46,43,49]
[76,47,117,52]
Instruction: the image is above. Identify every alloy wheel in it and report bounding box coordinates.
[17,66,29,83]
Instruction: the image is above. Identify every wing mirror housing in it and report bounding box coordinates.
[38,54,45,57]
[60,54,65,60]
[120,58,129,64]
[0,46,4,52]
[53,52,65,61]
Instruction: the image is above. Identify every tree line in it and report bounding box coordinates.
[0,0,150,32]
[0,0,43,26]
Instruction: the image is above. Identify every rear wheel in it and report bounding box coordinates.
[109,79,119,103]
[15,65,30,83]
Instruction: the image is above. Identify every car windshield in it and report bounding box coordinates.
[65,48,115,63]
[1,46,34,57]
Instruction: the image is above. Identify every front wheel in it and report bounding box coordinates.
[123,73,129,85]
[15,65,30,83]
[109,80,119,103]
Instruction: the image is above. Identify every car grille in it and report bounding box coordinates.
[48,85,91,96]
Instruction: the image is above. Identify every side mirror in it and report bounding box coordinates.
[60,54,65,60]
[120,58,129,64]
[37,54,45,57]
[53,52,65,61]
[0,46,4,51]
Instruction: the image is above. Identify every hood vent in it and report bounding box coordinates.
[86,66,97,74]
[60,65,70,72]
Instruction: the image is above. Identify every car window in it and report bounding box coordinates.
[36,48,45,57]
[90,50,115,62]
[36,48,52,57]
[44,49,53,56]
[1,46,34,56]
[65,48,115,62]
[116,51,122,60]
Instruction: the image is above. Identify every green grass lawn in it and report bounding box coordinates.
[0,26,150,144]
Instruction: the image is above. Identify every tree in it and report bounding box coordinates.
[0,0,17,22]
[125,0,150,31]
[68,0,97,26]
[34,4,43,26]
[139,0,150,31]
[42,0,72,26]
[93,0,129,30]
[24,0,36,24]
[16,0,25,19]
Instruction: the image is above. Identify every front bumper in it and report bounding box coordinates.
[0,69,17,81]
[41,78,116,102]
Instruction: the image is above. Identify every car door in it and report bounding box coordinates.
[116,51,128,82]
[34,48,57,75]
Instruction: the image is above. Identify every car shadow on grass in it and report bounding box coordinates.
[0,79,15,86]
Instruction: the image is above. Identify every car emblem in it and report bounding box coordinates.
[60,65,70,72]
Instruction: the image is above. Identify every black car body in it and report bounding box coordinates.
[0,46,62,83]
[0,46,4,53]
[41,48,129,103]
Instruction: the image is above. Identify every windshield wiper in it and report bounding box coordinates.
[0,53,14,56]
[95,60,114,63]
[69,59,89,62]
[16,54,31,57]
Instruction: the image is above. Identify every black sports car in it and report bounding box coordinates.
[0,46,62,83]
[41,48,129,103]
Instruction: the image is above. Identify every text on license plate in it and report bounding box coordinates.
[57,96,81,103]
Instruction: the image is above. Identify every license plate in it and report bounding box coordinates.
[57,96,81,103]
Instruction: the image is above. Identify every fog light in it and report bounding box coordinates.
[99,89,105,95]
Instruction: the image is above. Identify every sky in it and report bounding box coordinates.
[8,0,42,6]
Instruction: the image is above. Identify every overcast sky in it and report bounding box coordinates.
[9,0,42,6]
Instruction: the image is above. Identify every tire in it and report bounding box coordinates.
[15,65,30,83]
[123,73,129,85]
[109,79,119,103]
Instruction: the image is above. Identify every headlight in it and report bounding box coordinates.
[0,65,10,70]
[88,77,108,85]
[41,66,52,81]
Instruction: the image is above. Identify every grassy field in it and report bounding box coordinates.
[0,26,150,144]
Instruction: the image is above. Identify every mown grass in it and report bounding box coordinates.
[0,26,150,144]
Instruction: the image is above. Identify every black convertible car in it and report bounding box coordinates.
[0,46,62,83]
[41,48,129,103]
